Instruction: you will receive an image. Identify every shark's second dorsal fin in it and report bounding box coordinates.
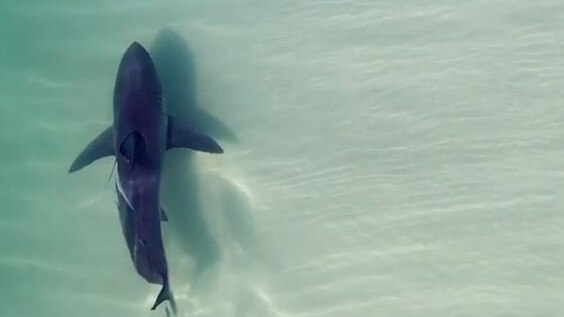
[166,116,223,154]
[69,127,114,173]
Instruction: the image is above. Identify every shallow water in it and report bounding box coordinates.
[1,0,564,316]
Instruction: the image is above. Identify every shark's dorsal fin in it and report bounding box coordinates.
[119,131,146,169]
[166,116,223,154]
[69,127,114,173]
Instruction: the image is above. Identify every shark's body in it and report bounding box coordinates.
[69,42,223,313]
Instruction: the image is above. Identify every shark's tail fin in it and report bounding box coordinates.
[151,279,177,315]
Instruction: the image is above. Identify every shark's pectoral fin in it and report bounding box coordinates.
[160,208,168,222]
[166,116,223,154]
[69,127,114,173]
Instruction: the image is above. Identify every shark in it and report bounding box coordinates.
[69,42,223,314]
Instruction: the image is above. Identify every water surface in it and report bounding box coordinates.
[1,1,564,316]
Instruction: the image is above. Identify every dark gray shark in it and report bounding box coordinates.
[69,42,223,314]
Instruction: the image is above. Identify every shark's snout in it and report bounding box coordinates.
[121,42,153,70]
[115,41,160,96]
[125,41,149,58]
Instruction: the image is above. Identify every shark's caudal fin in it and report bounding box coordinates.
[166,116,223,154]
[151,278,177,315]
[69,127,114,173]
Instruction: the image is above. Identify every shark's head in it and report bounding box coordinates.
[114,42,162,109]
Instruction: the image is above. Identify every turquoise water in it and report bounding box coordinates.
[2,1,564,316]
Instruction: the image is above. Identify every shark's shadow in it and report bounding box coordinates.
[151,29,256,289]
[151,29,238,143]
